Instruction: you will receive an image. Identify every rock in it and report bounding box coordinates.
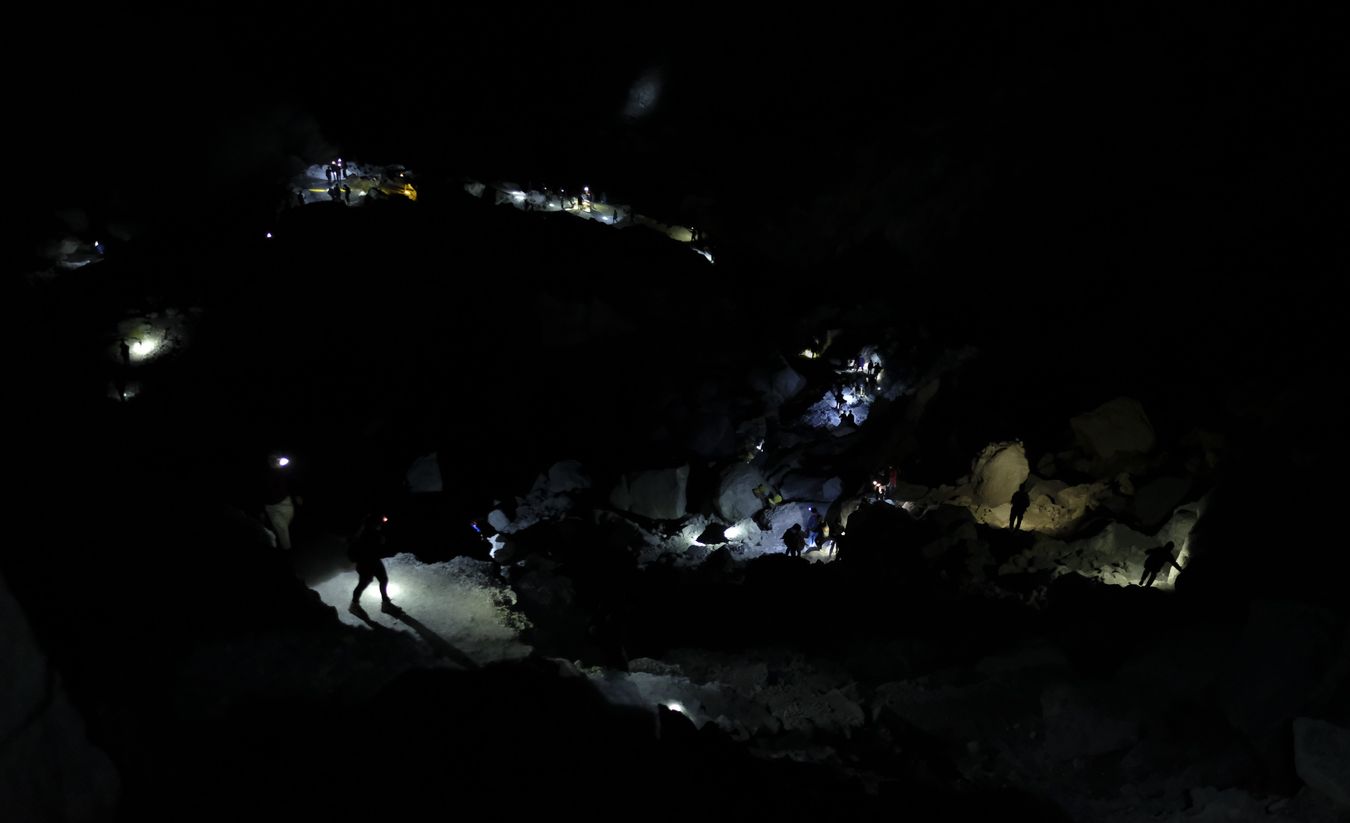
[778,472,844,504]
[1017,478,1109,536]
[772,366,807,402]
[0,573,119,821]
[1131,476,1192,528]
[1155,504,1202,555]
[715,463,767,522]
[611,465,689,520]
[487,509,512,532]
[1070,397,1156,464]
[406,452,442,493]
[970,441,1030,508]
[1036,453,1057,477]
[546,460,590,494]
[1293,718,1350,809]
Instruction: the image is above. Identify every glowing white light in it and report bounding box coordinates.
[130,337,159,357]
[488,535,506,559]
[663,701,686,715]
[265,231,273,238]
[800,349,817,359]
[385,582,401,599]
[694,248,714,264]
[724,523,746,541]
[276,456,290,468]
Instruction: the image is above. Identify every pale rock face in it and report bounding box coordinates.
[611,465,689,521]
[970,441,1030,508]
[715,463,768,523]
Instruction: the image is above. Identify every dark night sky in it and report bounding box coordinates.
[18,4,1346,273]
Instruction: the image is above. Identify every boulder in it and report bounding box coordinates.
[772,366,807,402]
[406,452,443,493]
[1131,476,1192,528]
[778,472,844,503]
[1070,397,1156,464]
[1019,478,1109,535]
[1293,717,1350,809]
[715,463,767,522]
[487,509,512,533]
[611,465,689,520]
[546,460,590,495]
[970,441,1030,508]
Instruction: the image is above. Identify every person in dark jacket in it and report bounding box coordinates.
[1009,486,1032,530]
[350,514,398,613]
[783,523,806,558]
[1139,542,1183,587]
[804,506,823,548]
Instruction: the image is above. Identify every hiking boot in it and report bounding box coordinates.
[380,600,400,614]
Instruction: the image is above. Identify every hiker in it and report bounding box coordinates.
[1140,542,1183,587]
[262,455,299,550]
[350,514,398,612]
[804,506,823,548]
[783,523,806,558]
[1009,486,1032,530]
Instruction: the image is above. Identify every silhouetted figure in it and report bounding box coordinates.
[783,523,805,558]
[329,185,341,201]
[804,506,823,548]
[840,409,855,427]
[350,514,398,612]
[118,339,132,367]
[341,184,351,203]
[1139,542,1183,587]
[834,386,846,410]
[1009,487,1032,530]
[873,466,896,500]
[296,190,306,206]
